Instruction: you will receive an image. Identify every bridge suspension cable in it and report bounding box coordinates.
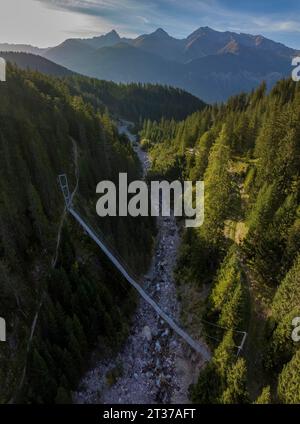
[58,174,247,359]
[58,174,211,360]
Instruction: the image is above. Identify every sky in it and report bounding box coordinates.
[0,0,300,48]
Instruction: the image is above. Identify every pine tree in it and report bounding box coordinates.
[220,358,248,404]
[55,387,72,404]
[202,124,235,245]
[277,350,300,404]
[272,254,300,321]
[254,386,271,404]
[213,330,236,380]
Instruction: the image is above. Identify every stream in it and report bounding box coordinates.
[74,121,200,404]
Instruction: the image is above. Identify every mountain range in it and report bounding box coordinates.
[1,27,298,102]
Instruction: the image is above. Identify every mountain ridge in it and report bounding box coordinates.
[2,26,299,102]
[0,51,74,77]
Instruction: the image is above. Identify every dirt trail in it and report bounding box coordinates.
[74,122,203,404]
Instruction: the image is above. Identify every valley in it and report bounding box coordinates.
[74,123,205,404]
[0,43,299,405]
[1,0,300,410]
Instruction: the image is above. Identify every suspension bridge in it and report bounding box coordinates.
[59,174,247,361]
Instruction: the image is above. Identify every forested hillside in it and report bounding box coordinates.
[140,79,300,403]
[64,75,205,122]
[0,52,74,77]
[0,64,159,404]
[1,53,205,122]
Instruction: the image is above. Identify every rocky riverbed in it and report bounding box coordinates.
[74,121,202,404]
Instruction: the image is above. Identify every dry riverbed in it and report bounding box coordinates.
[74,122,203,404]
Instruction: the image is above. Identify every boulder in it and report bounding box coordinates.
[155,340,162,353]
[142,325,152,342]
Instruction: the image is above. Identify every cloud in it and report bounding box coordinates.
[137,16,150,25]
[35,0,157,22]
[35,0,162,35]
[0,0,99,46]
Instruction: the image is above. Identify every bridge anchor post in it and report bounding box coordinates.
[237,331,247,357]
[58,174,72,209]
[0,317,6,342]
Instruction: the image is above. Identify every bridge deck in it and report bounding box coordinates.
[68,207,211,361]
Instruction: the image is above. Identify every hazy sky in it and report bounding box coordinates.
[1,0,300,48]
